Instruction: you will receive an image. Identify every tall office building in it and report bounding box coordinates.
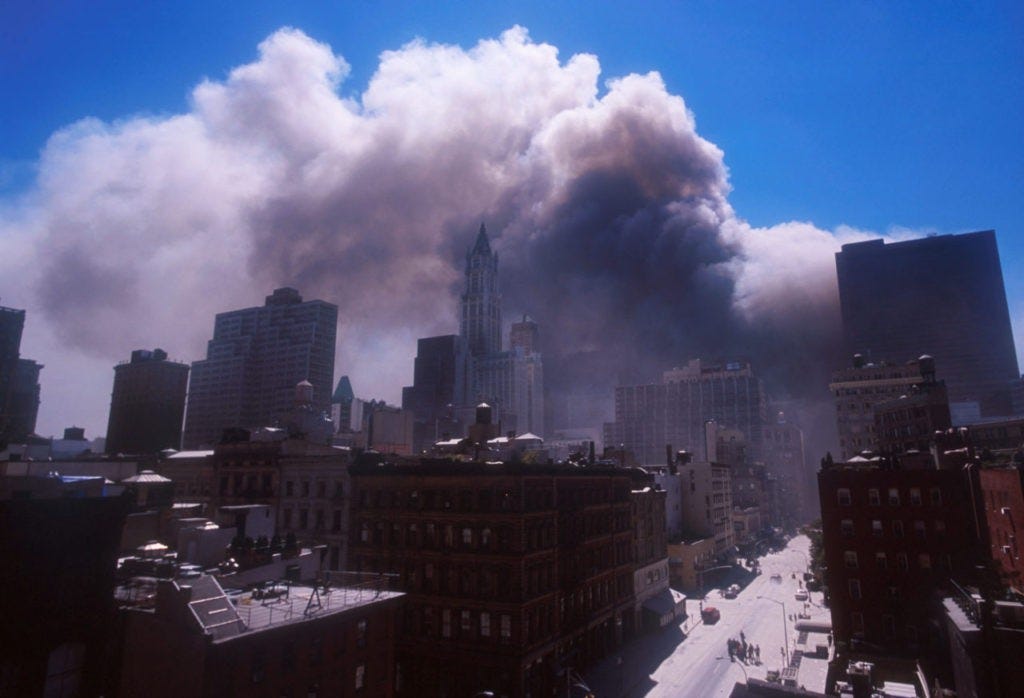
[0,304,42,443]
[835,231,1019,417]
[460,223,502,358]
[603,358,768,466]
[401,335,467,451]
[182,288,337,449]
[405,225,545,443]
[105,348,189,454]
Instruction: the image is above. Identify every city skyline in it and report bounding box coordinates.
[1,4,1021,437]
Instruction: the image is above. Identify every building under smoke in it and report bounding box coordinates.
[835,231,1019,418]
[105,348,189,455]
[182,288,337,449]
[0,304,42,444]
[403,225,544,447]
[604,358,768,466]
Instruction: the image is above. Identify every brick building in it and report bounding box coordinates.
[349,459,643,697]
[818,460,974,653]
[978,465,1024,593]
[105,348,189,455]
[158,435,353,571]
[119,574,403,697]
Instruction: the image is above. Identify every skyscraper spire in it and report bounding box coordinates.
[460,222,501,357]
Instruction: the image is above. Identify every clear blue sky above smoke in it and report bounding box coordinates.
[1,1,1022,437]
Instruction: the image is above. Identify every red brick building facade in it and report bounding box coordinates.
[818,463,973,653]
[978,465,1024,593]
[349,459,641,697]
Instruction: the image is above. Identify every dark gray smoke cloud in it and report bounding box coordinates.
[1,26,888,436]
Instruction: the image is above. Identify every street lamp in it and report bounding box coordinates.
[757,596,790,666]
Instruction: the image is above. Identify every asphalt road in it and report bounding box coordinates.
[583,535,829,697]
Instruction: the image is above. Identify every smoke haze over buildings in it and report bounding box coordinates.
[1,26,897,437]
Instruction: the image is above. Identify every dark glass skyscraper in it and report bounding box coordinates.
[835,231,1019,416]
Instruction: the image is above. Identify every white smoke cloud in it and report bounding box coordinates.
[1,26,896,436]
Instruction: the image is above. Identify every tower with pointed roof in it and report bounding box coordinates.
[460,223,502,357]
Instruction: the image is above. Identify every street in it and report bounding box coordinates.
[584,535,829,697]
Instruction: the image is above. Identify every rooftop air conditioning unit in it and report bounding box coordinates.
[1002,545,1012,554]
[1001,507,1012,515]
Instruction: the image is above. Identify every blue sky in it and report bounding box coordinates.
[1,1,1022,436]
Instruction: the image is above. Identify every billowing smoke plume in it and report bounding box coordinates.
[2,26,886,436]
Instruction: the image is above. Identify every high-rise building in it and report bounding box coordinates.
[182,288,337,449]
[835,231,1019,417]
[401,336,467,451]
[105,349,189,455]
[460,223,502,358]
[603,359,767,466]
[0,304,42,443]
[406,225,544,443]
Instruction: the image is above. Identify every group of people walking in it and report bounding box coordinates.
[726,631,761,664]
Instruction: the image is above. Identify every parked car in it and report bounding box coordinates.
[794,589,809,601]
[702,606,721,624]
[723,584,740,599]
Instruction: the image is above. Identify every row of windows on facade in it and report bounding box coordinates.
[387,559,559,598]
[842,550,951,573]
[848,611,918,642]
[357,484,628,512]
[409,606,514,642]
[284,480,345,499]
[249,619,371,686]
[358,520,535,551]
[835,486,943,507]
[217,473,345,500]
[839,518,946,539]
[282,507,344,533]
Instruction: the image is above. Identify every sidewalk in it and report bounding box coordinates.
[583,622,688,697]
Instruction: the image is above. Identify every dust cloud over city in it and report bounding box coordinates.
[3,26,891,434]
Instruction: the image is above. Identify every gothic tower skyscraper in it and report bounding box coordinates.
[460,223,501,357]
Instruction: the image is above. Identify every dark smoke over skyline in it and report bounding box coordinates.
[1,26,900,437]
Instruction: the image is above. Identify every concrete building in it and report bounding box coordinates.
[183,287,337,449]
[829,354,938,461]
[105,348,189,454]
[604,359,767,466]
[349,458,645,697]
[630,484,680,631]
[835,231,1019,417]
[362,404,415,456]
[652,454,734,560]
[873,379,952,458]
[666,537,717,593]
[762,412,810,526]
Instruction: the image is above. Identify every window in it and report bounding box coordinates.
[876,551,888,569]
[893,520,904,538]
[317,481,326,498]
[355,664,365,691]
[910,488,922,506]
[283,508,293,529]
[286,480,294,497]
[868,489,881,506]
[444,525,454,547]
[333,510,342,533]
[882,614,896,638]
[918,553,931,569]
[869,519,882,537]
[462,527,473,546]
[360,523,369,543]
[930,487,942,506]
[442,609,451,638]
[302,481,310,497]
[848,578,862,600]
[461,610,471,633]
[844,551,859,569]
[480,611,491,637]
[914,520,926,539]
[888,488,900,506]
[851,612,865,635]
[841,519,855,538]
[357,619,367,647]
[481,527,491,548]
[250,649,266,684]
[897,553,909,571]
[500,614,512,640]
[299,509,309,530]
[837,488,852,506]
[934,520,946,535]
[887,585,900,601]
[44,643,85,698]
